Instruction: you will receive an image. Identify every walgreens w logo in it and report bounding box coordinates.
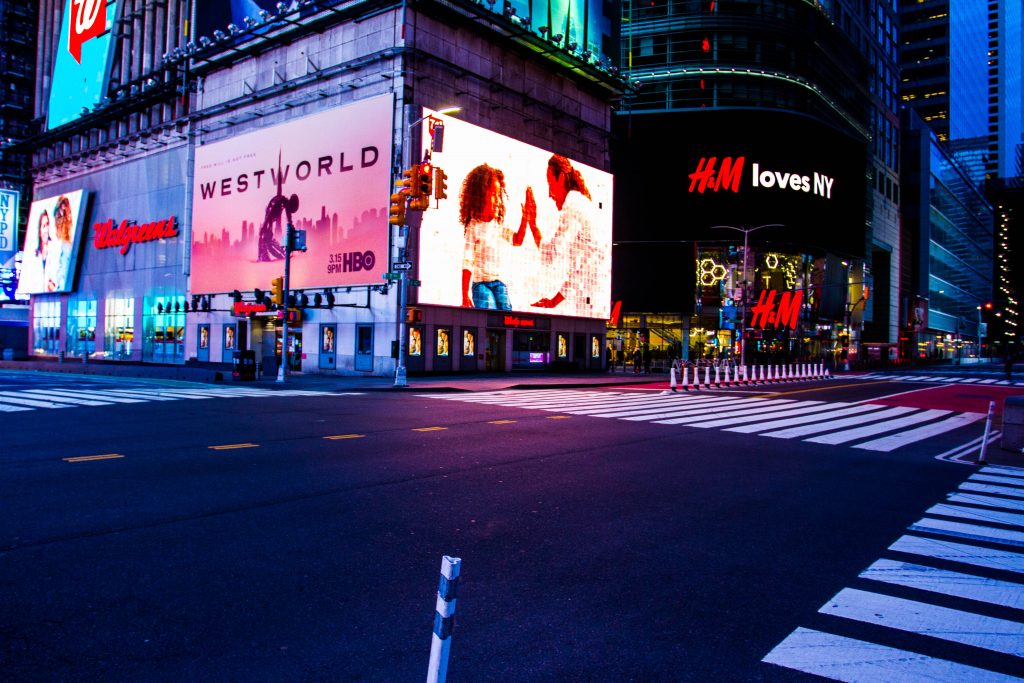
[68,0,107,64]
[687,156,745,194]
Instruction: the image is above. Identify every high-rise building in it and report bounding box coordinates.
[614,0,897,369]
[20,0,625,375]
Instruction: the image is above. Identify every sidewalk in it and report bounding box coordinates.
[0,358,665,393]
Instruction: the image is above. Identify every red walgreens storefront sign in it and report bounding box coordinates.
[93,216,179,255]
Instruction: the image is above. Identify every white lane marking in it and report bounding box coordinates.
[0,402,31,412]
[806,409,950,445]
[982,467,1024,478]
[925,503,1024,528]
[571,396,738,417]
[889,535,1024,575]
[819,587,1024,656]
[979,379,1000,384]
[947,493,1024,512]
[27,388,148,403]
[910,518,1024,548]
[854,413,985,452]
[960,482,1024,499]
[622,399,794,423]
[762,627,1022,683]
[84,389,180,401]
[18,390,116,406]
[0,392,72,409]
[972,474,1024,487]
[725,403,888,433]
[860,558,1024,610]
[762,406,918,439]
[679,401,833,429]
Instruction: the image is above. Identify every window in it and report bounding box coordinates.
[105,295,135,360]
[144,296,185,363]
[33,299,61,355]
[67,295,96,357]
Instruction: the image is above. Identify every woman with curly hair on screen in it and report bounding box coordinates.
[459,163,535,310]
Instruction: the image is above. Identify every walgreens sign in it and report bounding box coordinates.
[93,216,179,255]
[688,156,835,199]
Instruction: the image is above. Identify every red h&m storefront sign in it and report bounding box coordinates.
[750,290,802,330]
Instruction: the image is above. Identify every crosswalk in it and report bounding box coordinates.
[763,465,1024,681]
[0,385,347,412]
[422,389,985,452]
[852,372,1023,387]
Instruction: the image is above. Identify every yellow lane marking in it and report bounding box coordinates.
[63,454,124,463]
[488,420,517,425]
[751,379,895,399]
[546,415,571,420]
[209,443,259,450]
[413,426,448,432]
[324,434,365,440]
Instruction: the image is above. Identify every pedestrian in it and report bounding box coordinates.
[633,348,641,374]
[643,347,652,375]
[607,346,615,372]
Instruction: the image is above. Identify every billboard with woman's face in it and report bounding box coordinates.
[417,110,613,320]
[17,190,89,296]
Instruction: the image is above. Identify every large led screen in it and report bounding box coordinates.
[16,190,89,296]
[417,110,612,319]
[48,0,120,130]
[190,95,392,293]
[0,188,19,261]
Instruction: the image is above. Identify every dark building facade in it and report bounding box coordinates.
[614,0,888,370]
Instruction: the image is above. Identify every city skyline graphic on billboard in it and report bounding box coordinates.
[48,0,120,130]
[17,189,89,296]
[417,109,613,320]
[190,95,393,294]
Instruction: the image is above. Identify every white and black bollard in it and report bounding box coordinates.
[670,365,678,392]
[978,400,995,465]
[427,555,461,683]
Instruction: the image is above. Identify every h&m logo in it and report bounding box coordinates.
[688,156,745,194]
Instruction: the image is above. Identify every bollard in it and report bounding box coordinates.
[978,400,995,465]
[703,365,711,388]
[670,365,678,392]
[713,365,721,387]
[682,365,690,390]
[724,364,731,385]
[759,365,765,383]
[427,555,461,683]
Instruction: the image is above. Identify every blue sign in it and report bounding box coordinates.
[47,0,120,130]
[0,188,19,260]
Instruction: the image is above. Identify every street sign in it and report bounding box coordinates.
[408,279,421,287]
[394,261,413,271]
[383,272,401,281]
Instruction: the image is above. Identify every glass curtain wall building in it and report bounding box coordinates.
[614,0,899,369]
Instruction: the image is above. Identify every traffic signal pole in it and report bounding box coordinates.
[277,224,294,383]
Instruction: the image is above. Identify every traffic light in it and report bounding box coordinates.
[434,167,448,201]
[403,164,420,198]
[405,307,423,323]
[271,277,284,306]
[418,162,433,197]
[389,192,407,226]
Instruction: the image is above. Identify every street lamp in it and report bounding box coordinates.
[394,106,460,388]
[710,224,783,367]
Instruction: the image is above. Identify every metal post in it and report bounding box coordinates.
[276,224,293,383]
[427,555,461,683]
[395,269,408,387]
[978,400,995,465]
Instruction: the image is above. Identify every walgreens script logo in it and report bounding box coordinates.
[67,0,107,64]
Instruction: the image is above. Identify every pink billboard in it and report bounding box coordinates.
[190,95,393,293]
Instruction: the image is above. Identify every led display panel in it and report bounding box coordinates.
[17,190,89,295]
[190,95,392,293]
[417,110,613,320]
[48,0,120,130]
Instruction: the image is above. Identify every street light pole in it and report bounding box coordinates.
[393,106,460,388]
[710,224,783,367]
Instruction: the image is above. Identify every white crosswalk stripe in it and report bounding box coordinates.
[423,389,984,452]
[0,386,350,412]
[764,466,1024,681]
[850,372,1024,387]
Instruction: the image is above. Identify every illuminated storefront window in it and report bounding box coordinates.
[33,299,61,355]
[143,296,184,363]
[67,296,96,357]
[105,296,134,360]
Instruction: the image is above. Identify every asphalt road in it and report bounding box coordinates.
[2,372,1021,681]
